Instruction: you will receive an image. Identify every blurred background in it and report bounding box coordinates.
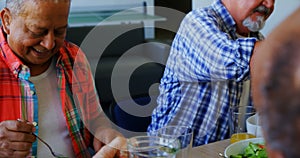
[1,0,299,38]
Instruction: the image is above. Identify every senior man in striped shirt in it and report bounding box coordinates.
[148,0,274,146]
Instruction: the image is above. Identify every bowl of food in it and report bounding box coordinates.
[246,114,263,137]
[224,137,267,158]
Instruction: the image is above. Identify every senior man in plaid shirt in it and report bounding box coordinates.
[148,0,274,146]
[0,0,126,157]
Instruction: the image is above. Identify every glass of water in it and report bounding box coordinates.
[150,125,193,158]
[127,135,180,158]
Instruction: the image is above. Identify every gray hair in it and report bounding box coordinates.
[5,0,24,15]
[5,0,71,15]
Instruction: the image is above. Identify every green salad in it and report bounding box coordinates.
[230,142,268,158]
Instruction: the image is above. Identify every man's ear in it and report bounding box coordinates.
[1,8,12,35]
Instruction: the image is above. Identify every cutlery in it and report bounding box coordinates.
[32,132,67,158]
[17,119,67,158]
[218,152,226,157]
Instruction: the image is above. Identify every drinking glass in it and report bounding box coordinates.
[229,106,256,144]
[150,125,193,158]
[127,135,180,158]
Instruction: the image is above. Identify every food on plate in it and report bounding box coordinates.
[230,142,267,158]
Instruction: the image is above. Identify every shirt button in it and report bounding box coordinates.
[30,90,35,95]
[22,66,29,71]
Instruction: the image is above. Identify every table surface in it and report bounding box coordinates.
[190,139,230,158]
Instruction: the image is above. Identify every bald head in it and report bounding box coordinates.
[252,7,300,109]
[259,38,300,158]
[251,7,300,158]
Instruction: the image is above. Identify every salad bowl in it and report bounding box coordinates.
[224,137,265,158]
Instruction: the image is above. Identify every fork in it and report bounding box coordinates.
[17,119,67,157]
[32,133,67,158]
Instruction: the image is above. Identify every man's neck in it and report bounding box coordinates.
[28,58,53,76]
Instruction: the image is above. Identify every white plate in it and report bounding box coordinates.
[224,138,265,158]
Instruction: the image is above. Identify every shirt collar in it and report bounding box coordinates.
[0,27,23,78]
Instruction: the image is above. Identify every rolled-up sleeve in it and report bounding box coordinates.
[170,10,258,83]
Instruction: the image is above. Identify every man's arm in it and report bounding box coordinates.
[250,41,263,70]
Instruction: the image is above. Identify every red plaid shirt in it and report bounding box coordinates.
[0,28,103,157]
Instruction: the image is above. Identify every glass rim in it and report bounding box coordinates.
[150,125,193,139]
[127,135,179,152]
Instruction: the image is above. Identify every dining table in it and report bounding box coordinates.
[190,139,230,158]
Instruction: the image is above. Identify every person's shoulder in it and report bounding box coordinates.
[63,40,80,51]
[180,6,219,30]
[61,41,85,57]
[59,41,91,72]
[186,6,211,19]
[58,41,89,66]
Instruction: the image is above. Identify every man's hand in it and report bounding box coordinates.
[92,127,127,158]
[0,120,36,157]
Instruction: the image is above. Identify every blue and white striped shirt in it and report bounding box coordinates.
[148,0,264,146]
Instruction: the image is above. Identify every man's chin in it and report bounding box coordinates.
[247,25,265,32]
[26,57,52,67]
[243,16,266,32]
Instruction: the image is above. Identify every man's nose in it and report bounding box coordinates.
[40,32,55,50]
